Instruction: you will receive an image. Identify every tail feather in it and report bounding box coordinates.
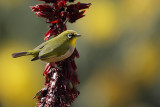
[12,52,28,58]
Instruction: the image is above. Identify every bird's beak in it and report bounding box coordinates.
[75,34,81,37]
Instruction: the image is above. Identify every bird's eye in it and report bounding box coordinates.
[67,34,73,39]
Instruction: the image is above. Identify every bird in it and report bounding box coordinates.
[12,30,81,62]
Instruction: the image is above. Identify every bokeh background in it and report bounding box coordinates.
[0,0,160,107]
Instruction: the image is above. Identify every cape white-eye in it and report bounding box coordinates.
[12,30,81,62]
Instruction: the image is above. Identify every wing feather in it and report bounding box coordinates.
[39,40,69,60]
[34,41,48,50]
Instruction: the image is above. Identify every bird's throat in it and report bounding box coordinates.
[70,37,77,47]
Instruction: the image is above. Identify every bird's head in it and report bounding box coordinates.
[65,30,81,39]
[61,30,81,47]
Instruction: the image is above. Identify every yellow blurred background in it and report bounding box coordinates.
[0,0,160,107]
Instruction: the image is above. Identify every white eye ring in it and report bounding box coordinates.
[67,34,72,39]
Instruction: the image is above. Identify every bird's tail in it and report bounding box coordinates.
[12,52,28,58]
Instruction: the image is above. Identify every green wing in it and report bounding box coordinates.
[34,41,48,50]
[28,40,48,61]
[38,41,69,60]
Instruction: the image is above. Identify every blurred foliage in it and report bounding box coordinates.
[0,0,160,107]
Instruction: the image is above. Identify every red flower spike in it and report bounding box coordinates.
[69,11,85,23]
[50,20,58,23]
[35,11,54,19]
[43,63,51,76]
[44,29,55,40]
[39,0,57,3]
[44,36,49,40]
[31,6,39,12]
[45,29,52,37]
[74,48,80,58]
[62,0,66,6]
[31,4,53,12]
[31,0,91,106]
[78,3,91,10]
